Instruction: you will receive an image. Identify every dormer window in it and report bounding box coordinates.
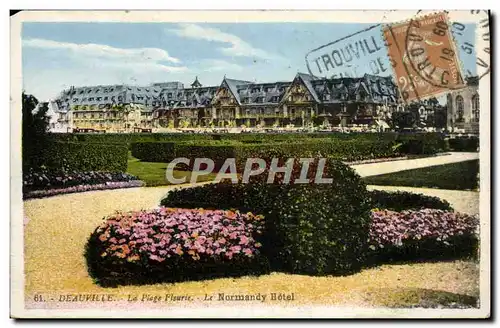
[87,90,92,93]
[79,90,84,94]
[88,97,94,101]
[96,97,102,101]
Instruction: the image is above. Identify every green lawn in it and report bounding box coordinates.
[127,155,218,187]
[362,160,479,190]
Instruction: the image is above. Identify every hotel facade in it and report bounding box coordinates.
[46,73,409,132]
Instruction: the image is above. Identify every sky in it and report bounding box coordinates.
[21,22,477,101]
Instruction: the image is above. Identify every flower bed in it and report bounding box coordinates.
[23,169,143,199]
[368,209,479,263]
[85,207,269,287]
[24,180,145,199]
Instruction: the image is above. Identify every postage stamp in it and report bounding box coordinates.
[383,12,466,102]
[10,10,490,319]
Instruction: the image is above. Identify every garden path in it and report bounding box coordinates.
[351,152,479,177]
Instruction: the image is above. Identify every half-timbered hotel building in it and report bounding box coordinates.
[51,73,400,131]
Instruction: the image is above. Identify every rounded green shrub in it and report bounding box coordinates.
[162,158,372,276]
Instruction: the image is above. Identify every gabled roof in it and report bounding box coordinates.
[296,72,321,102]
[223,78,253,104]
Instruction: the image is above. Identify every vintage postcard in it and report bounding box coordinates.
[10,10,490,319]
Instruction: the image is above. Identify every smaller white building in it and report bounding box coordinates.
[33,101,73,133]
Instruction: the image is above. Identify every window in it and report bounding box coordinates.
[73,98,79,102]
[96,97,102,101]
[91,113,95,119]
[110,88,114,92]
[472,94,479,122]
[104,88,108,93]
[456,95,464,122]
[87,90,92,93]
[79,90,84,94]
[88,97,94,101]
[104,96,108,101]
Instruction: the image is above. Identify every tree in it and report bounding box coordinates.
[391,111,418,130]
[22,92,50,171]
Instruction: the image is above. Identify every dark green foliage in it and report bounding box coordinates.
[448,137,479,152]
[397,133,448,154]
[367,235,479,265]
[368,190,454,211]
[131,139,400,168]
[130,142,176,163]
[162,159,373,276]
[22,93,50,172]
[50,132,212,146]
[391,111,418,130]
[34,141,129,172]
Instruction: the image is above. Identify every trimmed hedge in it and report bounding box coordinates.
[162,159,373,276]
[131,139,399,168]
[368,190,453,212]
[27,141,129,173]
[448,137,479,152]
[51,132,448,152]
[50,133,211,146]
[130,142,176,163]
[85,208,270,287]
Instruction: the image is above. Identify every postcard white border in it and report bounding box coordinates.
[10,10,491,319]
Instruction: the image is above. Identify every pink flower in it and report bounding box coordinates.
[230,245,241,253]
[239,235,249,245]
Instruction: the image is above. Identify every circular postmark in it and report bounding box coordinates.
[453,10,490,81]
[404,11,489,90]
